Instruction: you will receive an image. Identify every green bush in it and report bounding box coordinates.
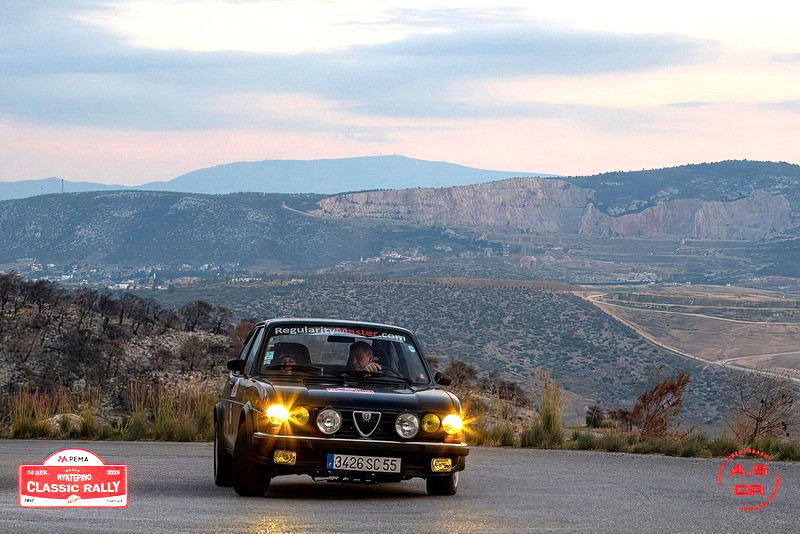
[677,433,710,458]
[629,436,680,456]
[570,430,601,450]
[127,411,150,440]
[599,433,625,453]
[78,409,98,439]
[772,440,800,461]
[752,436,800,461]
[487,422,516,447]
[708,432,740,457]
[175,417,197,442]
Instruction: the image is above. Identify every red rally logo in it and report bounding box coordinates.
[19,448,128,508]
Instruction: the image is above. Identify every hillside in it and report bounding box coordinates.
[316,160,800,240]
[0,177,126,200]
[0,156,552,200]
[0,272,231,398]
[141,278,736,428]
[137,155,551,195]
[1,161,799,283]
[569,160,800,216]
[0,191,485,267]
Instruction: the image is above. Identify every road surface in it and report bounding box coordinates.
[1,441,797,533]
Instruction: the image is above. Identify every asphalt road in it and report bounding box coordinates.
[1,440,797,533]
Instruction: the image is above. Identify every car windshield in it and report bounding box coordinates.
[259,324,430,385]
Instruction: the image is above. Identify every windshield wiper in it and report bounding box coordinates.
[261,364,341,378]
[336,370,413,386]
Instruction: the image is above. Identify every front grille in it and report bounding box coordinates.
[289,409,444,442]
[336,410,398,440]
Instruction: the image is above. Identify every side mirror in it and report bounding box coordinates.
[226,359,246,374]
[434,372,452,386]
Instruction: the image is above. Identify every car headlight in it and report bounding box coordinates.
[395,412,420,439]
[422,413,441,433]
[316,408,342,435]
[441,414,463,435]
[266,404,289,425]
[290,406,310,426]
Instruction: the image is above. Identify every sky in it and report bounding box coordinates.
[2,0,800,184]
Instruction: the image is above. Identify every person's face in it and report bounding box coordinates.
[351,349,373,370]
[280,355,296,372]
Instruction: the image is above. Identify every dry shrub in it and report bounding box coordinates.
[9,389,38,438]
[76,386,102,438]
[727,368,798,444]
[127,379,151,440]
[629,370,691,437]
[152,374,218,441]
[152,382,177,440]
[521,369,564,448]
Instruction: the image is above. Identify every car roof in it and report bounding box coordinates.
[256,318,416,337]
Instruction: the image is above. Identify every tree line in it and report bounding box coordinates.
[0,271,234,393]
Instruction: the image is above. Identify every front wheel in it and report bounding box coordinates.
[232,421,271,496]
[214,415,233,487]
[426,472,459,495]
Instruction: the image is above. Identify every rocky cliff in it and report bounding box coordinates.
[578,192,793,239]
[315,178,593,233]
[315,180,796,240]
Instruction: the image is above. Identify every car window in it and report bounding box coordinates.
[244,327,265,375]
[260,324,430,384]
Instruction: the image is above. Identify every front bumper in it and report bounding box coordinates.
[251,431,469,479]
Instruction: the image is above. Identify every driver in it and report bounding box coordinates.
[348,341,382,373]
[279,354,296,373]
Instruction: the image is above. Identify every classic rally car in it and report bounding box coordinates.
[214,318,468,496]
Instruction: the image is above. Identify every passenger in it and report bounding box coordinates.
[348,341,382,373]
[279,354,296,373]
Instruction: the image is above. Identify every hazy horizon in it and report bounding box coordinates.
[3,2,800,185]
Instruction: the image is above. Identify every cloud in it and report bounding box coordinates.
[0,2,719,131]
[772,53,800,62]
[761,100,800,112]
[664,101,714,108]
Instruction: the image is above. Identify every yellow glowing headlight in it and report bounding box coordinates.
[441,414,463,435]
[290,406,310,425]
[422,413,441,433]
[266,404,289,425]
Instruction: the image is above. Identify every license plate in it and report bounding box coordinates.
[326,454,401,473]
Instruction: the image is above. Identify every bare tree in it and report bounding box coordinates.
[179,335,208,372]
[97,292,120,330]
[0,271,21,312]
[443,359,478,389]
[180,300,213,332]
[629,370,691,437]
[727,368,798,444]
[73,287,99,328]
[208,306,234,335]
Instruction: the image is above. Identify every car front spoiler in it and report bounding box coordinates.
[250,431,468,477]
[253,431,469,456]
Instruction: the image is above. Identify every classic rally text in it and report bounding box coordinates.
[25,480,122,494]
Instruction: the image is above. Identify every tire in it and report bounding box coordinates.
[426,471,459,495]
[214,416,233,487]
[232,420,271,497]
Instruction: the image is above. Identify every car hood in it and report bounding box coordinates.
[267,383,457,413]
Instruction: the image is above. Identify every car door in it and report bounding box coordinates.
[223,325,264,448]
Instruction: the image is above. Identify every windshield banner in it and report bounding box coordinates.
[273,325,406,342]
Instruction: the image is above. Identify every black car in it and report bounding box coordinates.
[214,318,468,496]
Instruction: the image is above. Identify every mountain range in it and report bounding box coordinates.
[1,159,798,280]
[0,156,553,200]
[316,166,798,240]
